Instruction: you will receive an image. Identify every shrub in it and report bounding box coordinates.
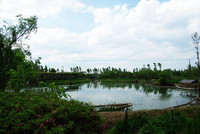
[109,110,186,134]
[159,71,171,85]
[109,113,148,134]
[0,91,105,134]
[184,112,200,134]
[139,110,186,134]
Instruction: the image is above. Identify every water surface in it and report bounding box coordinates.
[63,82,197,111]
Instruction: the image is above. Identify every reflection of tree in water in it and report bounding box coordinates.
[65,85,81,92]
[128,84,132,89]
[87,83,91,88]
[142,85,155,94]
[158,88,172,100]
[179,90,197,98]
[132,84,140,91]
[93,81,98,89]
[99,82,133,90]
[141,85,172,99]
[86,81,99,89]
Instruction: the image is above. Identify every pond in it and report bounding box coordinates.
[62,82,197,111]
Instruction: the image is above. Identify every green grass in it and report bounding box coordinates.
[139,110,185,134]
[184,112,200,134]
[100,79,136,83]
[45,79,91,85]
[108,113,148,134]
[108,110,194,134]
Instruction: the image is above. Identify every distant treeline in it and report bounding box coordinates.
[38,62,199,85]
[40,72,87,81]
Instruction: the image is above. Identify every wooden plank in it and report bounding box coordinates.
[93,103,133,108]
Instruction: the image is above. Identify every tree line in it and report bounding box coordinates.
[39,62,199,85]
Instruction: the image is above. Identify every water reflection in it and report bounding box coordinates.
[23,82,197,111]
[64,82,197,110]
[63,82,196,100]
[100,83,133,90]
[63,85,80,92]
[133,84,140,91]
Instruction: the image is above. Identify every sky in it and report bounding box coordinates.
[0,0,200,71]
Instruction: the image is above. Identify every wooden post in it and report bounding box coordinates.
[125,108,128,133]
[171,107,174,120]
[198,81,200,97]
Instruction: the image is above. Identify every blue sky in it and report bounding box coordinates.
[79,0,169,8]
[0,0,200,71]
[39,0,170,33]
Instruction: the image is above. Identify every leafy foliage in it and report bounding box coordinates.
[158,70,171,85]
[0,91,105,134]
[184,112,200,134]
[109,113,148,134]
[139,110,185,134]
[0,15,39,91]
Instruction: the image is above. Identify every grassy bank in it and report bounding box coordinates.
[44,79,91,85]
[100,79,146,84]
[100,104,200,134]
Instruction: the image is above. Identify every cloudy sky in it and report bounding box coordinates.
[1,0,200,71]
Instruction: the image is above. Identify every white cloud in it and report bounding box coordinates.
[0,0,85,19]
[84,0,200,69]
[2,0,200,70]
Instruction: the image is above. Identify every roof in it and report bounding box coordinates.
[180,80,196,84]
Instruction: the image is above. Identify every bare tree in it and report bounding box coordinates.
[192,32,200,92]
[192,32,200,70]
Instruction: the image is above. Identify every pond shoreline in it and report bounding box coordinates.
[100,102,200,129]
[65,82,197,111]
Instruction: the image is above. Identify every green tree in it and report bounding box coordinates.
[187,59,192,78]
[159,69,171,85]
[86,68,90,74]
[192,32,200,70]
[153,62,157,71]
[49,68,56,73]
[147,64,151,69]
[7,52,41,91]
[0,15,39,90]
[40,65,44,72]
[192,32,200,91]
[158,63,162,71]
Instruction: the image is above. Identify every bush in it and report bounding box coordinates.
[159,71,171,85]
[0,91,105,134]
[184,112,200,134]
[109,113,148,134]
[109,110,186,134]
[139,110,186,134]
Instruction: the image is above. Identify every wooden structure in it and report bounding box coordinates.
[93,103,133,111]
[180,80,197,84]
[175,79,198,90]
